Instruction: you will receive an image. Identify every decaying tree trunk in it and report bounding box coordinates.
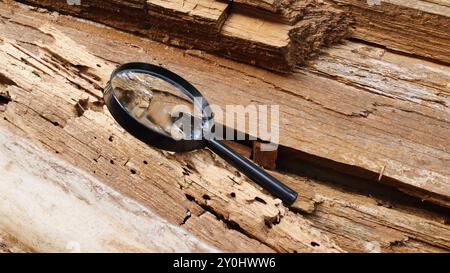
[0,1,448,253]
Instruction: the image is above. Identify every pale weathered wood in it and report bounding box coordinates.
[0,126,218,253]
[0,2,449,253]
[306,42,450,111]
[327,0,450,63]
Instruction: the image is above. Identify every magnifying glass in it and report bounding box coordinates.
[104,63,298,205]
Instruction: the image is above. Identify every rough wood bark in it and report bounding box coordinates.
[0,2,449,253]
[327,0,450,64]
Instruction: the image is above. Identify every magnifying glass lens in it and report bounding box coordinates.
[111,70,204,140]
[105,63,298,205]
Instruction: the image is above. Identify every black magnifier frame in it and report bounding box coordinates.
[104,62,211,152]
[104,62,298,205]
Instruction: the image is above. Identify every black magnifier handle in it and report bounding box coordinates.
[206,139,298,205]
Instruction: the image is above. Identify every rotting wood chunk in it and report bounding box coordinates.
[16,0,351,72]
[218,0,317,24]
[253,141,278,170]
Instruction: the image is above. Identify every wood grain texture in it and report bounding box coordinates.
[0,5,341,252]
[183,43,450,207]
[4,1,450,206]
[233,143,450,253]
[0,127,218,253]
[0,2,448,253]
[0,231,30,253]
[4,1,448,206]
[221,0,316,24]
[183,212,276,253]
[146,0,230,34]
[15,0,350,72]
[328,0,450,64]
[306,42,450,111]
[219,5,350,71]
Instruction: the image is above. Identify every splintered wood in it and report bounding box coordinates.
[16,0,351,72]
[327,0,450,64]
[225,0,316,23]
[146,0,229,33]
[0,3,449,253]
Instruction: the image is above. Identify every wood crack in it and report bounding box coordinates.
[180,191,280,252]
[0,2,449,252]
